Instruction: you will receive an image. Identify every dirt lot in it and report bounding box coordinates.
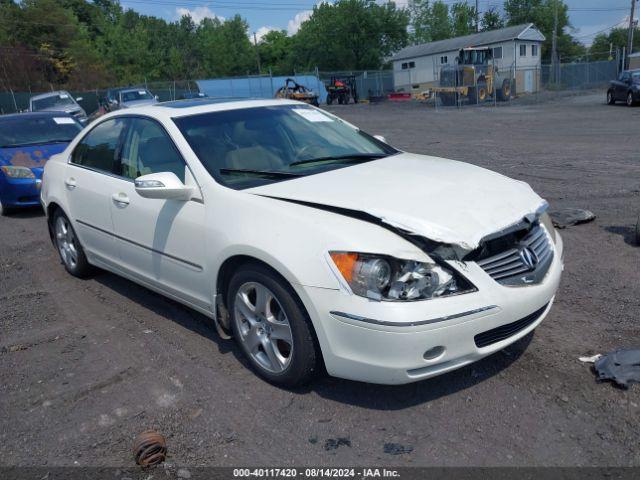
[1,92,639,468]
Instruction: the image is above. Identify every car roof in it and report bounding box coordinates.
[30,91,71,101]
[98,98,303,120]
[0,111,76,121]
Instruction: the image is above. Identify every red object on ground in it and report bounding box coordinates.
[388,92,412,101]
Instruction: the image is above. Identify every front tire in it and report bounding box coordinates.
[627,91,636,107]
[227,264,319,387]
[607,90,615,105]
[0,199,12,216]
[53,210,91,278]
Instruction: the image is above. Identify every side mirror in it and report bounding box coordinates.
[374,135,387,144]
[134,172,193,201]
[75,97,83,102]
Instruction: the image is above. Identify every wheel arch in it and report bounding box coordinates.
[45,201,65,243]
[216,253,327,371]
[216,254,303,311]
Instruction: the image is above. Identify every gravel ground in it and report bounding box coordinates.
[1,92,639,468]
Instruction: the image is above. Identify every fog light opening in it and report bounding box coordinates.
[423,346,446,361]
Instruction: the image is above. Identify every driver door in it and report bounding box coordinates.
[615,72,630,100]
[109,117,210,311]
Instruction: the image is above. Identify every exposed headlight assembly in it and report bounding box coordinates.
[329,251,475,301]
[1,165,35,179]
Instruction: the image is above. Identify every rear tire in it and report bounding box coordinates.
[607,90,615,105]
[498,79,512,101]
[466,87,478,105]
[52,210,92,278]
[227,263,319,387]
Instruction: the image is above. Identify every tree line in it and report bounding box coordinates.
[0,0,633,92]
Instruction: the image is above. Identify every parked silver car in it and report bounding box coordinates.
[106,88,159,110]
[29,91,87,124]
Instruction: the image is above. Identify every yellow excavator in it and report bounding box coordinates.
[431,47,512,106]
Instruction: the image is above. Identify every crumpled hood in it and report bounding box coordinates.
[247,153,546,250]
[0,143,69,178]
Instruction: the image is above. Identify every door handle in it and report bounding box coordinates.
[64,177,77,189]
[111,192,130,206]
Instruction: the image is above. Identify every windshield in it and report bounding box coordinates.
[173,105,396,189]
[121,90,154,103]
[0,116,82,147]
[32,93,76,110]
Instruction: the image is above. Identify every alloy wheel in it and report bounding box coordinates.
[55,216,78,270]
[234,282,293,373]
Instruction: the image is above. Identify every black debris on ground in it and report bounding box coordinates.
[594,349,640,389]
[324,438,351,451]
[549,208,596,229]
[383,443,414,455]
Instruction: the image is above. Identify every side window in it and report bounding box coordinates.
[519,44,527,57]
[119,118,186,182]
[71,118,126,173]
[531,44,538,56]
[493,47,503,59]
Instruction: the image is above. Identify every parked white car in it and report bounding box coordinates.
[41,98,563,386]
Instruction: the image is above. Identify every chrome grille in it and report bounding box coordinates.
[477,224,553,285]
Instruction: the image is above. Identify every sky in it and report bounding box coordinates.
[119,0,636,46]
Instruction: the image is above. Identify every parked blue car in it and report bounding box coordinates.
[0,112,82,215]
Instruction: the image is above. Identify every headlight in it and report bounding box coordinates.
[1,165,35,179]
[329,251,474,301]
[540,212,556,243]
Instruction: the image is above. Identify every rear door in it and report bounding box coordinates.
[66,118,127,266]
[109,116,209,310]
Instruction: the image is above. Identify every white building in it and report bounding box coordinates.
[391,23,546,95]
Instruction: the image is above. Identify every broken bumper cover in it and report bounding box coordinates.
[296,233,564,385]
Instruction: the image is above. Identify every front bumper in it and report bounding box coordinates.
[295,232,564,385]
[0,175,42,208]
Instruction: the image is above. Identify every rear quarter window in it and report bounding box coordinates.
[71,118,126,174]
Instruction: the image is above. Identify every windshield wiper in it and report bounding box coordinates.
[289,153,388,167]
[219,168,304,178]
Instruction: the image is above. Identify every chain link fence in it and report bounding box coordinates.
[0,59,621,115]
[0,80,201,115]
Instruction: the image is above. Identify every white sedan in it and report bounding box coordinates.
[41,98,563,386]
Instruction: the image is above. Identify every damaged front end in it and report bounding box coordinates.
[262,195,556,296]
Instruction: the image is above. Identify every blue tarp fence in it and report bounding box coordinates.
[196,74,328,103]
